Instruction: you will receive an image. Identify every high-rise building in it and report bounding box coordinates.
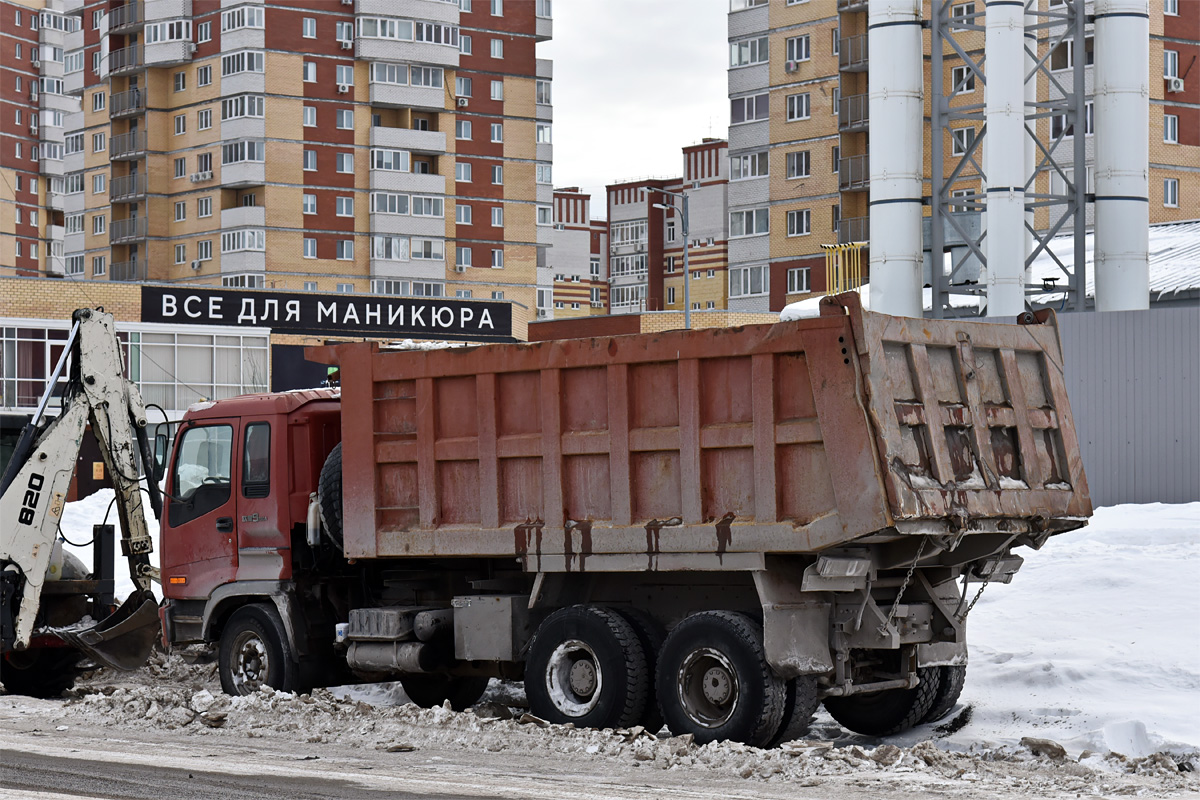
[606,138,729,315]
[727,0,1198,312]
[2,0,56,277]
[15,0,552,315]
[545,186,606,319]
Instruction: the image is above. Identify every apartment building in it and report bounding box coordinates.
[9,0,553,317]
[2,0,58,277]
[543,186,606,319]
[605,138,730,315]
[728,0,1198,312]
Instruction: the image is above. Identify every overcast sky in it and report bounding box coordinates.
[539,0,730,218]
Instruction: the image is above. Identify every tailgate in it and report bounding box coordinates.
[832,294,1092,533]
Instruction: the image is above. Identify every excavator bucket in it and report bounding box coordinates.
[52,591,160,672]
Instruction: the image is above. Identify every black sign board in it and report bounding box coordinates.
[141,286,514,342]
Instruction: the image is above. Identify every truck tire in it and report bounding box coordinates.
[614,607,666,733]
[218,604,301,696]
[656,611,786,747]
[768,675,821,746]
[920,664,967,724]
[0,648,83,698]
[525,605,649,730]
[317,442,344,548]
[400,675,490,711]
[823,666,942,736]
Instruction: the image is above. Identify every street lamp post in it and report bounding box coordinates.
[652,189,690,329]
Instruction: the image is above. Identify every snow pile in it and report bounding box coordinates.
[57,488,159,601]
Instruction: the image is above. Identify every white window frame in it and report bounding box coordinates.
[1164,113,1178,144]
[729,265,769,298]
[786,93,811,122]
[1164,178,1179,208]
[786,208,811,237]
[787,267,811,294]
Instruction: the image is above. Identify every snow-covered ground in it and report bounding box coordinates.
[52,494,1200,760]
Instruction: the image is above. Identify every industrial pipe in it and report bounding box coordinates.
[1094,0,1150,311]
[868,0,924,318]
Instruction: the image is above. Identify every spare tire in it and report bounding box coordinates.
[317,442,344,548]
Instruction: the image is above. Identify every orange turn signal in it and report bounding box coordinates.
[168,576,187,585]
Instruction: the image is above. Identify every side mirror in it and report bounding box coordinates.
[153,432,168,483]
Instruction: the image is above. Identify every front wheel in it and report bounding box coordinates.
[218,604,300,696]
[656,611,786,747]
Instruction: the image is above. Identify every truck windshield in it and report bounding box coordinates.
[172,424,233,500]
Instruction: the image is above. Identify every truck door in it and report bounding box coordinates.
[235,419,290,581]
[161,420,239,600]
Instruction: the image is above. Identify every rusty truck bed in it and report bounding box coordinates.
[311,293,1090,571]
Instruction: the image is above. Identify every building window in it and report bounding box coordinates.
[194,239,210,261]
[174,201,186,222]
[536,123,552,144]
[785,35,810,62]
[492,0,503,15]
[337,283,354,294]
[537,206,553,226]
[303,238,317,258]
[174,157,187,178]
[491,123,503,142]
[336,152,354,173]
[92,173,105,194]
[173,71,186,92]
[730,36,768,67]
[1164,49,1178,77]
[413,196,443,216]
[456,290,474,299]
[492,165,503,184]
[303,62,317,83]
[198,197,212,218]
[952,127,976,156]
[950,189,972,212]
[1164,0,1178,13]
[222,50,265,76]
[198,65,212,86]
[787,267,811,294]
[731,93,768,124]
[337,65,354,86]
[456,246,472,267]
[536,80,552,105]
[456,205,472,224]
[492,206,504,226]
[491,38,504,58]
[786,93,811,121]
[92,256,106,276]
[304,150,317,171]
[729,265,768,298]
[198,109,212,130]
[460,34,473,54]
[490,79,505,101]
[491,249,504,268]
[174,244,186,264]
[336,109,354,129]
[731,151,768,180]
[1050,36,1094,71]
[456,120,472,139]
[174,114,186,135]
[1164,178,1179,208]
[222,6,264,31]
[456,76,472,97]
[337,240,354,260]
[303,281,318,291]
[786,150,811,179]
[412,240,445,260]
[787,209,811,237]
[951,65,975,93]
[92,91,105,111]
[1164,114,1178,144]
[730,208,768,237]
[302,17,316,38]
[456,162,472,182]
[92,214,105,235]
[222,139,265,164]
[198,21,211,42]
[303,194,316,214]
[221,229,266,253]
[371,148,409,171]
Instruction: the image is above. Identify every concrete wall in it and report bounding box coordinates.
[1057,305,1199,506]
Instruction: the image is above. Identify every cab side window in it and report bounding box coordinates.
[242,422,270,498]
[169,424,233,527]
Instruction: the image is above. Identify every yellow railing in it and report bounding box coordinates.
[821,242,865,294]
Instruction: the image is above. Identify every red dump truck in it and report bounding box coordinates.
[156,293,1090,746]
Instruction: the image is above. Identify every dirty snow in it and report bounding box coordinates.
[23,499,1200,797]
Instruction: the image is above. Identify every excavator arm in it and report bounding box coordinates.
[1,308,162,675]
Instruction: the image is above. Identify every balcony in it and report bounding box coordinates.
[110,88,147,119]
[369,126,446,155]
[220,161,265,188]
[535,14,552,42]
[839,34,868,72]
[108,2,143,33]
[108,44,144,76]
[356,38,458,69]
[220,205,266,230]
[357,0,459,22]
[145,40,196,68]
[111,258,148,282]
[838,154,870,191]
[110,130,147,160]
[110,216,148,244]
[369,81,445,112]
[47,192,65,211]
[838,93,869,131]
[369,170,445,195]
[837,216,869,244]
[110,172,148,202]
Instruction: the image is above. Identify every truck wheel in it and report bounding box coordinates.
[768,675,821,746]
[401,675,490,711]
[218,604,300,696]
[0,648,83,698]
[614,607,666,733]
[655,611,786,747]
[920,664,967,724]
[525,605,649,729]
[823,666,942,736]
[317,442,344,548]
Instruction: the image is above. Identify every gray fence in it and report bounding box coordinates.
[1056,305,1199,507]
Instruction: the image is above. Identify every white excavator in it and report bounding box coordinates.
[1,308,163,696]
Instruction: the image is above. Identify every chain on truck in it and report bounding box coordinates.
[1,296,1091,747]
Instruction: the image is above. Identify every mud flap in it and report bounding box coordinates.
[52,591,161,671]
